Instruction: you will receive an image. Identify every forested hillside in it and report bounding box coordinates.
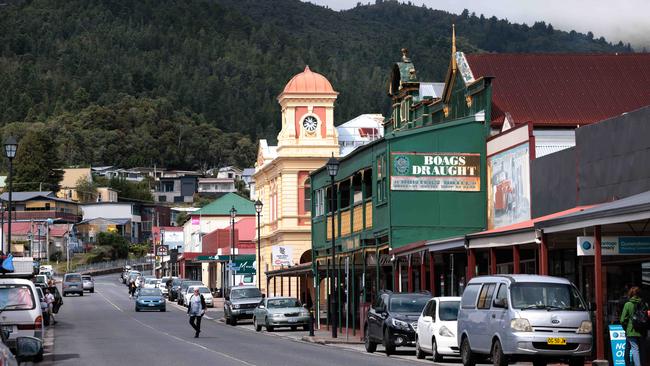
[0,0,631,171]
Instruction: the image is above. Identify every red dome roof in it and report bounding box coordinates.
[282,66,335,94]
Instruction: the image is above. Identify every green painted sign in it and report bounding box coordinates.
[196,255,256,274]
[391,152,480,191]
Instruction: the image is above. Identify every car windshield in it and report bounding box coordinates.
[231,288,262,299]
[82,276,91,281]
[139,289,161,297]
[439,301,461,321]
[197,287,211,294]
[389,295,429,313]
[267,298,301,308]
[172,279,183,286]
[0,285,35,310]
[511,283,587,311]
[65,275,81,282]
[35,276,47,283]
[146,279,160,284]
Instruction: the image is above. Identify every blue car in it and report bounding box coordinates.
[135,288,166,312]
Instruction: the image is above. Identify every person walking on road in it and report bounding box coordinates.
[187,288,206,338]
[129,278,136,298]
[44,288,56,325]
[620,286,648,366]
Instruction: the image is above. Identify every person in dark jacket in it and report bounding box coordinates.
[187,287,207,338]
[620,286,647,366]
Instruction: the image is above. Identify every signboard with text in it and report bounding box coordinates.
[155,245,169,256]
[271,245,293,267]
[390,152,480,191]
[577,236,650,256]
[608,324,626,366]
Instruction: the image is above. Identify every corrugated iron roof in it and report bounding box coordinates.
[465,53,650,128]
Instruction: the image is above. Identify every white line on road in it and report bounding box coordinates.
[131,317,257,366]
[96,291,124,312]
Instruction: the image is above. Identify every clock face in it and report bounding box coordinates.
[302,116,318,132]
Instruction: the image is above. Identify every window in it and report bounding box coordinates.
[428,300,437,317]
[439,301,461,321]
[314,189,325,217]
[477,283,496,309]
[304,185,311,213]
[494,284,508,307]
[158,195,167,202]
[376,154,388,204]
[461,284,480,309]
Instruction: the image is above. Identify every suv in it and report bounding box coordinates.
[364,291,430,355]
[177,280,202,306]
[82,275,95,293]
[224,286,263,326]
[168,278,184,301]
[457,275,592,366]
[62,273,84,296]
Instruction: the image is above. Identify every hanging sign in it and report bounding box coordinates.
[390,152,480,191]
[577,236,650,256]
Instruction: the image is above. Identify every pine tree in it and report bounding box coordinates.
[12,128,63,192]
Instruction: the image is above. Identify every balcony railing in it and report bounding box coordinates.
[325,199,373,241]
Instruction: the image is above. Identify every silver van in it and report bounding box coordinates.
[457,275,592,366]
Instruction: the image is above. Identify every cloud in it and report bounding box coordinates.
[307,0,650,50]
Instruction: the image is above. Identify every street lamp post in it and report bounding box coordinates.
[254,200,263,290]
[326,154,340,338]
[229,206,237,288]
[4,137,17,255]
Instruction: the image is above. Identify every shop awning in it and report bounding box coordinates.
[468,205,593,249]
[266,262,312,277]
[537,190,650,233]
[426,236,466,252]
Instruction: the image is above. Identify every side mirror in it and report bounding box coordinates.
[422,315,433,322]
[493,298,508,309]
[15,336,42,362]
[258,305,265,309]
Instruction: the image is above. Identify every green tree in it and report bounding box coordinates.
[175,212,188,227]
[95,232,129,260]
[12,127,63,192]
[75,176,98,203]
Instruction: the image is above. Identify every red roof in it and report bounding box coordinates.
[2,222,69,237]
[465,53,650,128]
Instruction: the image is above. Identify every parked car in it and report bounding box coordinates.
[457,275,592,366]
[168,278,185,301]
[82,275,95,293]
[33,275,48,289]
[364,291,430,355]
[62,273,84,296]
[38,265,53,278]
[253,297,309,332]
[177,280,202,306]
[184,286,214,308]
[134,288,166,312]
[0,278,44,359]
[224,286,264,326]
[415,296,461,361]
[34,287,50,326]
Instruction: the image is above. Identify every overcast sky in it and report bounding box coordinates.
[306,0,650,50]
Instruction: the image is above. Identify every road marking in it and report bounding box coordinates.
[97,291,123,312]
[131,317,257,366]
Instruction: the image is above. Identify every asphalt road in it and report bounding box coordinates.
[44,274,435,366]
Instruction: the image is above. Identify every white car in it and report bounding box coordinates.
[416,296,461,361]
[184,286,214,308]
[0,278,44,357]
[144,278,161,289]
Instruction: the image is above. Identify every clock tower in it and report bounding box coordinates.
[275,65,339,156]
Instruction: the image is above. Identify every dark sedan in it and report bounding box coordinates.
[135,288,166,312]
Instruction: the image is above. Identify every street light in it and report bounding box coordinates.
[254,199,263,290]
[4,136,17,255]
[326,153,339,338]
[230,205,237,288]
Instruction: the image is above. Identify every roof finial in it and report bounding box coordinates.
[401,48,410,63]
[451,24,457,71]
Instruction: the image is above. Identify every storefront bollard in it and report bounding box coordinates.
[309,308,315,337]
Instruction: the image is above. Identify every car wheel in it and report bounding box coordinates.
[90,289,94,293]
[461,337,476,366]
[364,325,377,353]
[63,293,67,297]
[492,339,508,366]
[160,308,166,312]
[291,326,297,331]
[532,359,547,366]
[231,316,237,326]
[80,292,84,296]
[383,328,395,356]
[568,357,584,366]
[135,307,140,312]
[302,325,309,331]
[254,317,262,332]
[432,337,443,362]
[415,338,425,359]
[33,349,44,362]
[267,325,274,332]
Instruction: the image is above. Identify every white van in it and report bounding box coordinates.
[457,275,592,366]
[0,279,44,354]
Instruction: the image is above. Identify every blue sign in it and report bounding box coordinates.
[608,324,626,366]
[619,237,650,254]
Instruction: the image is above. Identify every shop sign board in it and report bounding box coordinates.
[390,152,480,192]
[271,245,293,266]
[155,245,169,256]
[487,143,531,229]
[577,236,650,256]
[608,324,626,366]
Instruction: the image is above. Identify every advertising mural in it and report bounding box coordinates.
[487,143,531,229]
[390,152,481,192]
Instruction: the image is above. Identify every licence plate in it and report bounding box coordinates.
[547,337,566,345]
[148,303,156,306]
[288,319,297,323]
[1,325,13,334]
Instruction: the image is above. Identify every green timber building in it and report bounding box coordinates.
[309,43,494,334]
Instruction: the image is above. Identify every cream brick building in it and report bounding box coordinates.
[254,66,339,296]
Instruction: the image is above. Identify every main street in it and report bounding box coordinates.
[44,274,434,366]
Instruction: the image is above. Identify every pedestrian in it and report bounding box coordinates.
[129,278,136,298]
[620,286,648,366]
[44,288,56,325]
[187,287,206,338]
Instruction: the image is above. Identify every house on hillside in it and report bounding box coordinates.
[57,168,92,201]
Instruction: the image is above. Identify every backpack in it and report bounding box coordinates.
[632,302,649,331]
